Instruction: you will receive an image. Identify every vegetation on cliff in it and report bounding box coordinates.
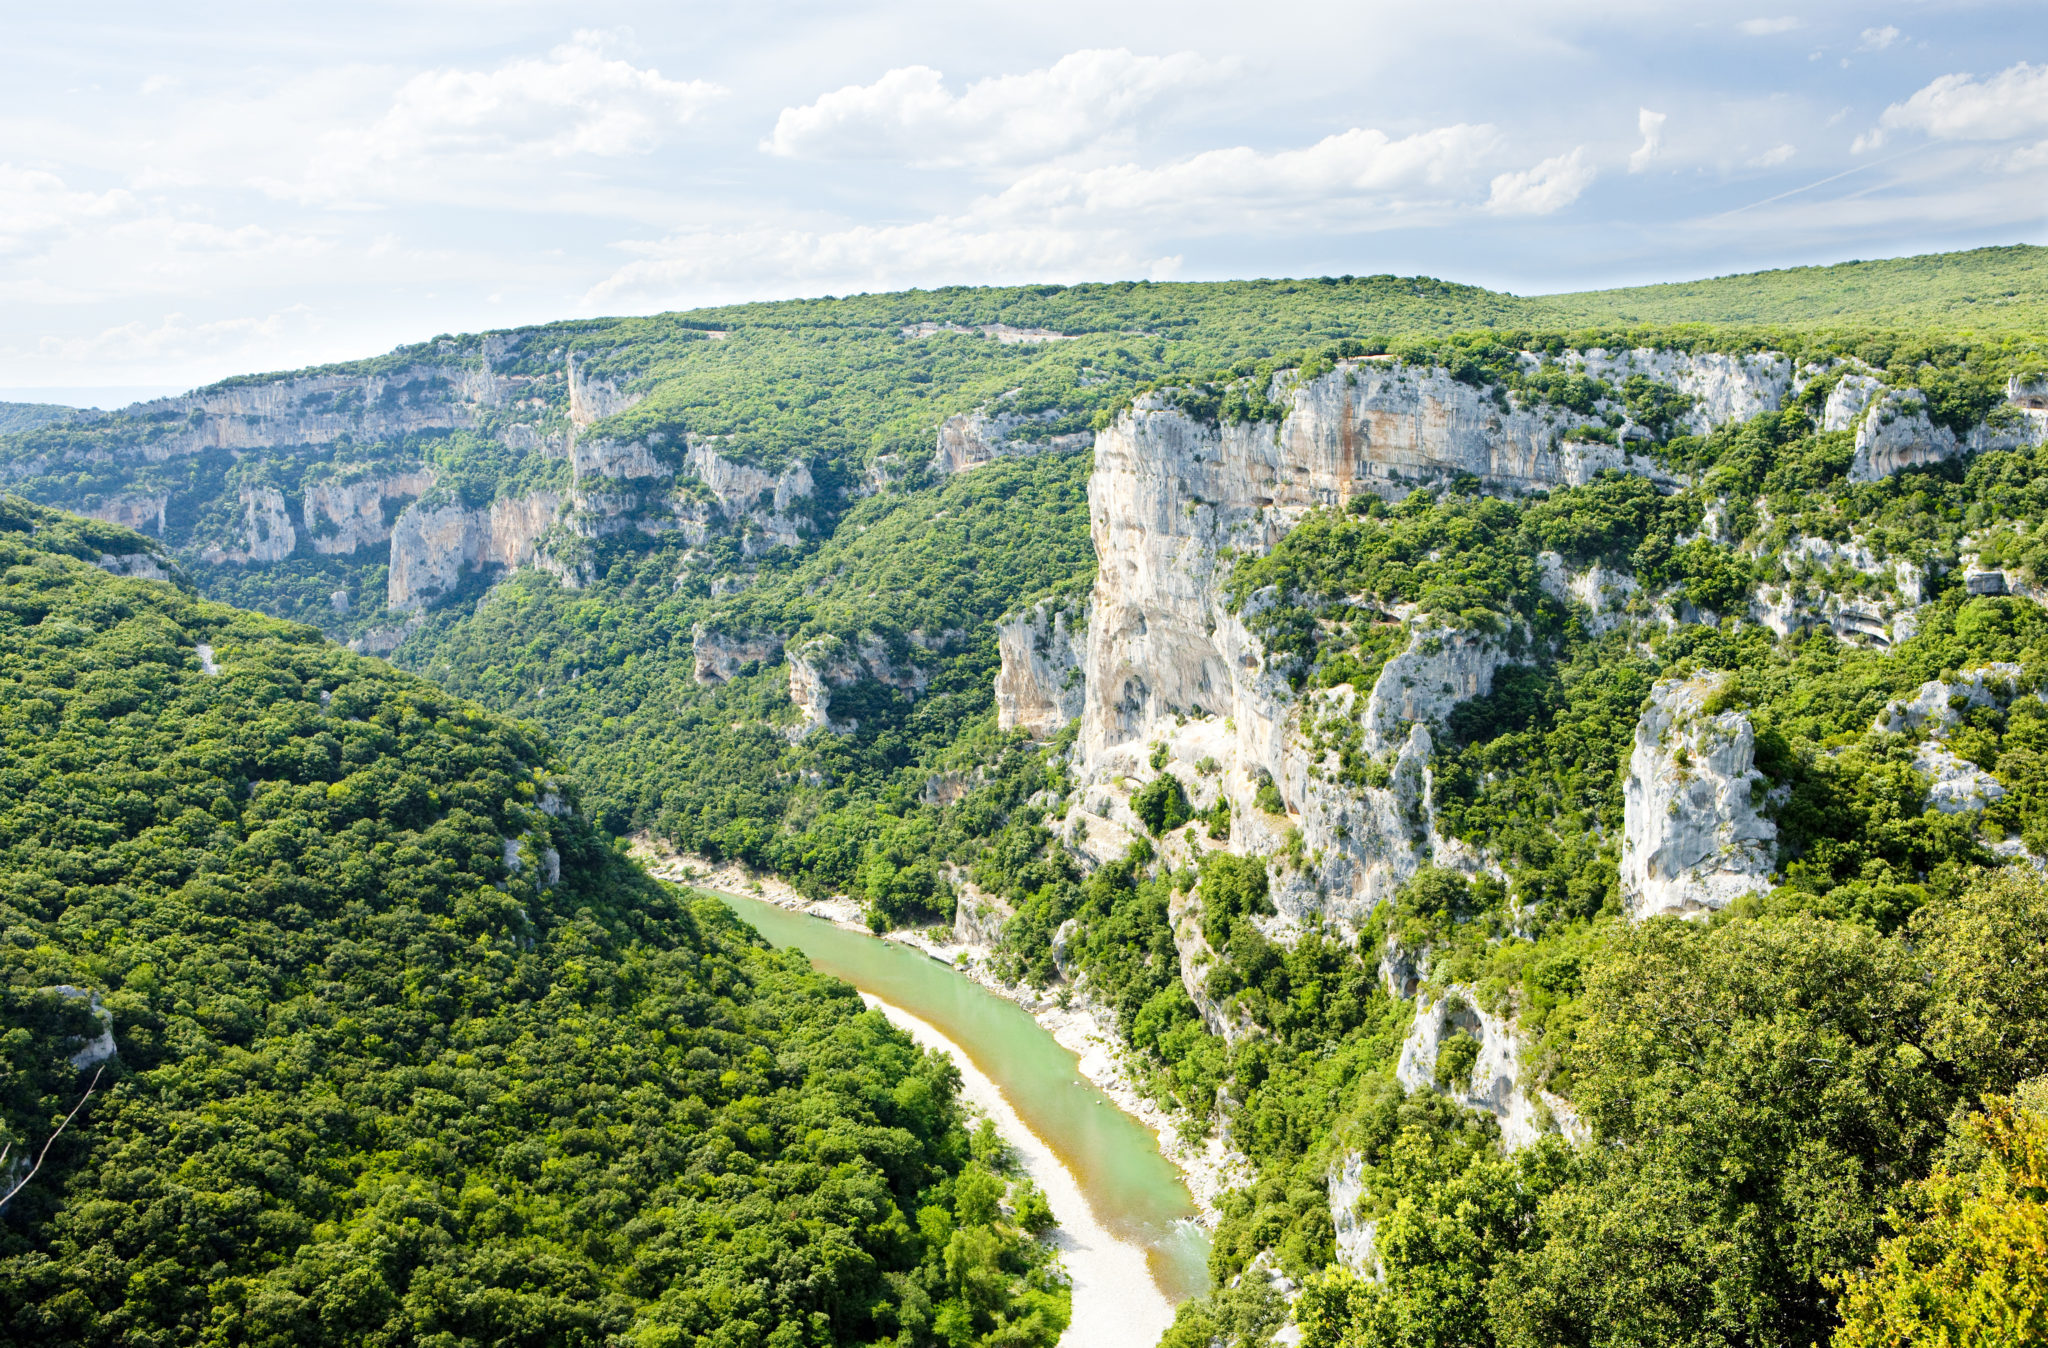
[0,499,1064,1348]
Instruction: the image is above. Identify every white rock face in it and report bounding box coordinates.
[1327,1152,1378,1276]
[566,352,641,428]
[572,437,671,481]
[1876,663,2024,733]
[200,487,296,565]
[112,361,516,464]
[1621,673,1778,920]
[386,491,564,611]
[685,440,816,554]
[1537,552,1639,635]
[1849,387,2048,482]
[46,985,116,1068]
[933,408,1092,475]
[1559,347,1794,433]
[692,625,785,684]
[1823,373,1885,433]
[786,634,933,737]
[901,321,1073,345]
[302,469,436,555]
[1360,626,1515,756]
[1394,987,1580,1150]
[95,553,172,581]
[85,494,168,535]
[1915,742,2006,814]
[995,599,1087,737]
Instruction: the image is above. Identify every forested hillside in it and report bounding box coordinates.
[5,245,2048,1347]
[0,500,1065,1348]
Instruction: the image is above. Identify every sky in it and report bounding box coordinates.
[2,0,2044,404]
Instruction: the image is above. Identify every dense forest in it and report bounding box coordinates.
[3,246,2048,1347]
[0,500,1065,1348]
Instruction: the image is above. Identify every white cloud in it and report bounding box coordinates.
[596,121,1505,306]
[1858,26,1901,51]
[284,33,723,204]
[1485,147,1595,215]
[1738,17,1801,36]
[1750,143,1796,166]
[987,124,1500,224]
[0,166,134,255]
[1878,62,2048,142]
[1629,108,1666,172]
[764,49,1223,169]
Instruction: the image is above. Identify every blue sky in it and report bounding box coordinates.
[2,0,2044,402]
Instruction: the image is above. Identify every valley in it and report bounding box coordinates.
[3,246,2048,1347]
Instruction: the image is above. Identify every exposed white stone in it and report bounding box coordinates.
[1557,347,1794,433]
[85,494,167,535]
[199,487,296,565]
[302,469,436,555]
[566,351,641,428]
[386,491,564,611]
[1327,1151,1378,1276]
[1393,986,1585,1151]
[995,599,1087,737]
[1621,673,1778,920]
[786,634,932,737]
[1537,551,1639,635]
[45,985,116,1068]
[1875,663,2024,733]
[933,408,1092,475]
[692,625,785,685]
[1823,373,1886,433]
[95,553,171,582]
[1849,387,2048,482]
[1915,741,2006,814]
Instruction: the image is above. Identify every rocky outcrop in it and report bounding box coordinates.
[1359,626,1515,755]
[301,469,436,555]
[1394,987,1580,1150]
[692,625,784,684]
[85,494,168,535]
[96,553,172,582]
[1620,673,1778,920]
[1556,347,1793,433]
[1748,536,1926,648]
[953,884,1014,947]
[386,491,563,611]
[114,362,515,464]
[45,985,116,1069]
[1327,1152,1378,1276]
[566,352,640,428]
[933,409,1092,475]
[1537,552,1639,635]
[1849,387,2048,482]
[1822,372,1885,432]
[786,633,934,736]
[901,321,1073,344]
[685,440,816,555]
[1168,883,1244,1041]
[1877,663,2024,734]
[995,599,1086,737]
[200,487,296,564]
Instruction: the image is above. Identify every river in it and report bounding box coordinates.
[712,891,1211,1345]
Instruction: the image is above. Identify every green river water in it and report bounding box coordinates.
[713,890,1213,1303]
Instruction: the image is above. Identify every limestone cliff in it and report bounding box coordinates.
[302,469,437,556]
[1393,987,1582,1150]
[1849,385,2048,481]
[199,488,296,565]
[787,633,935,737]
[1620,673,1778,920]
[692,625,785,685]
[86,494,168,536]
[387,492,564,612]
[994,599,1086,737]
[933,408,1091,475]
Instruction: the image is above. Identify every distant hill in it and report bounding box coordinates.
[0,401,95,434]
[1535,243,2048,333]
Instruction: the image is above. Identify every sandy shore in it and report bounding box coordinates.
[859,992,1176,1348]
[631,841,1254,1220]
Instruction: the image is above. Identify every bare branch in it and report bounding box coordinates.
[0,1067,103,1213]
